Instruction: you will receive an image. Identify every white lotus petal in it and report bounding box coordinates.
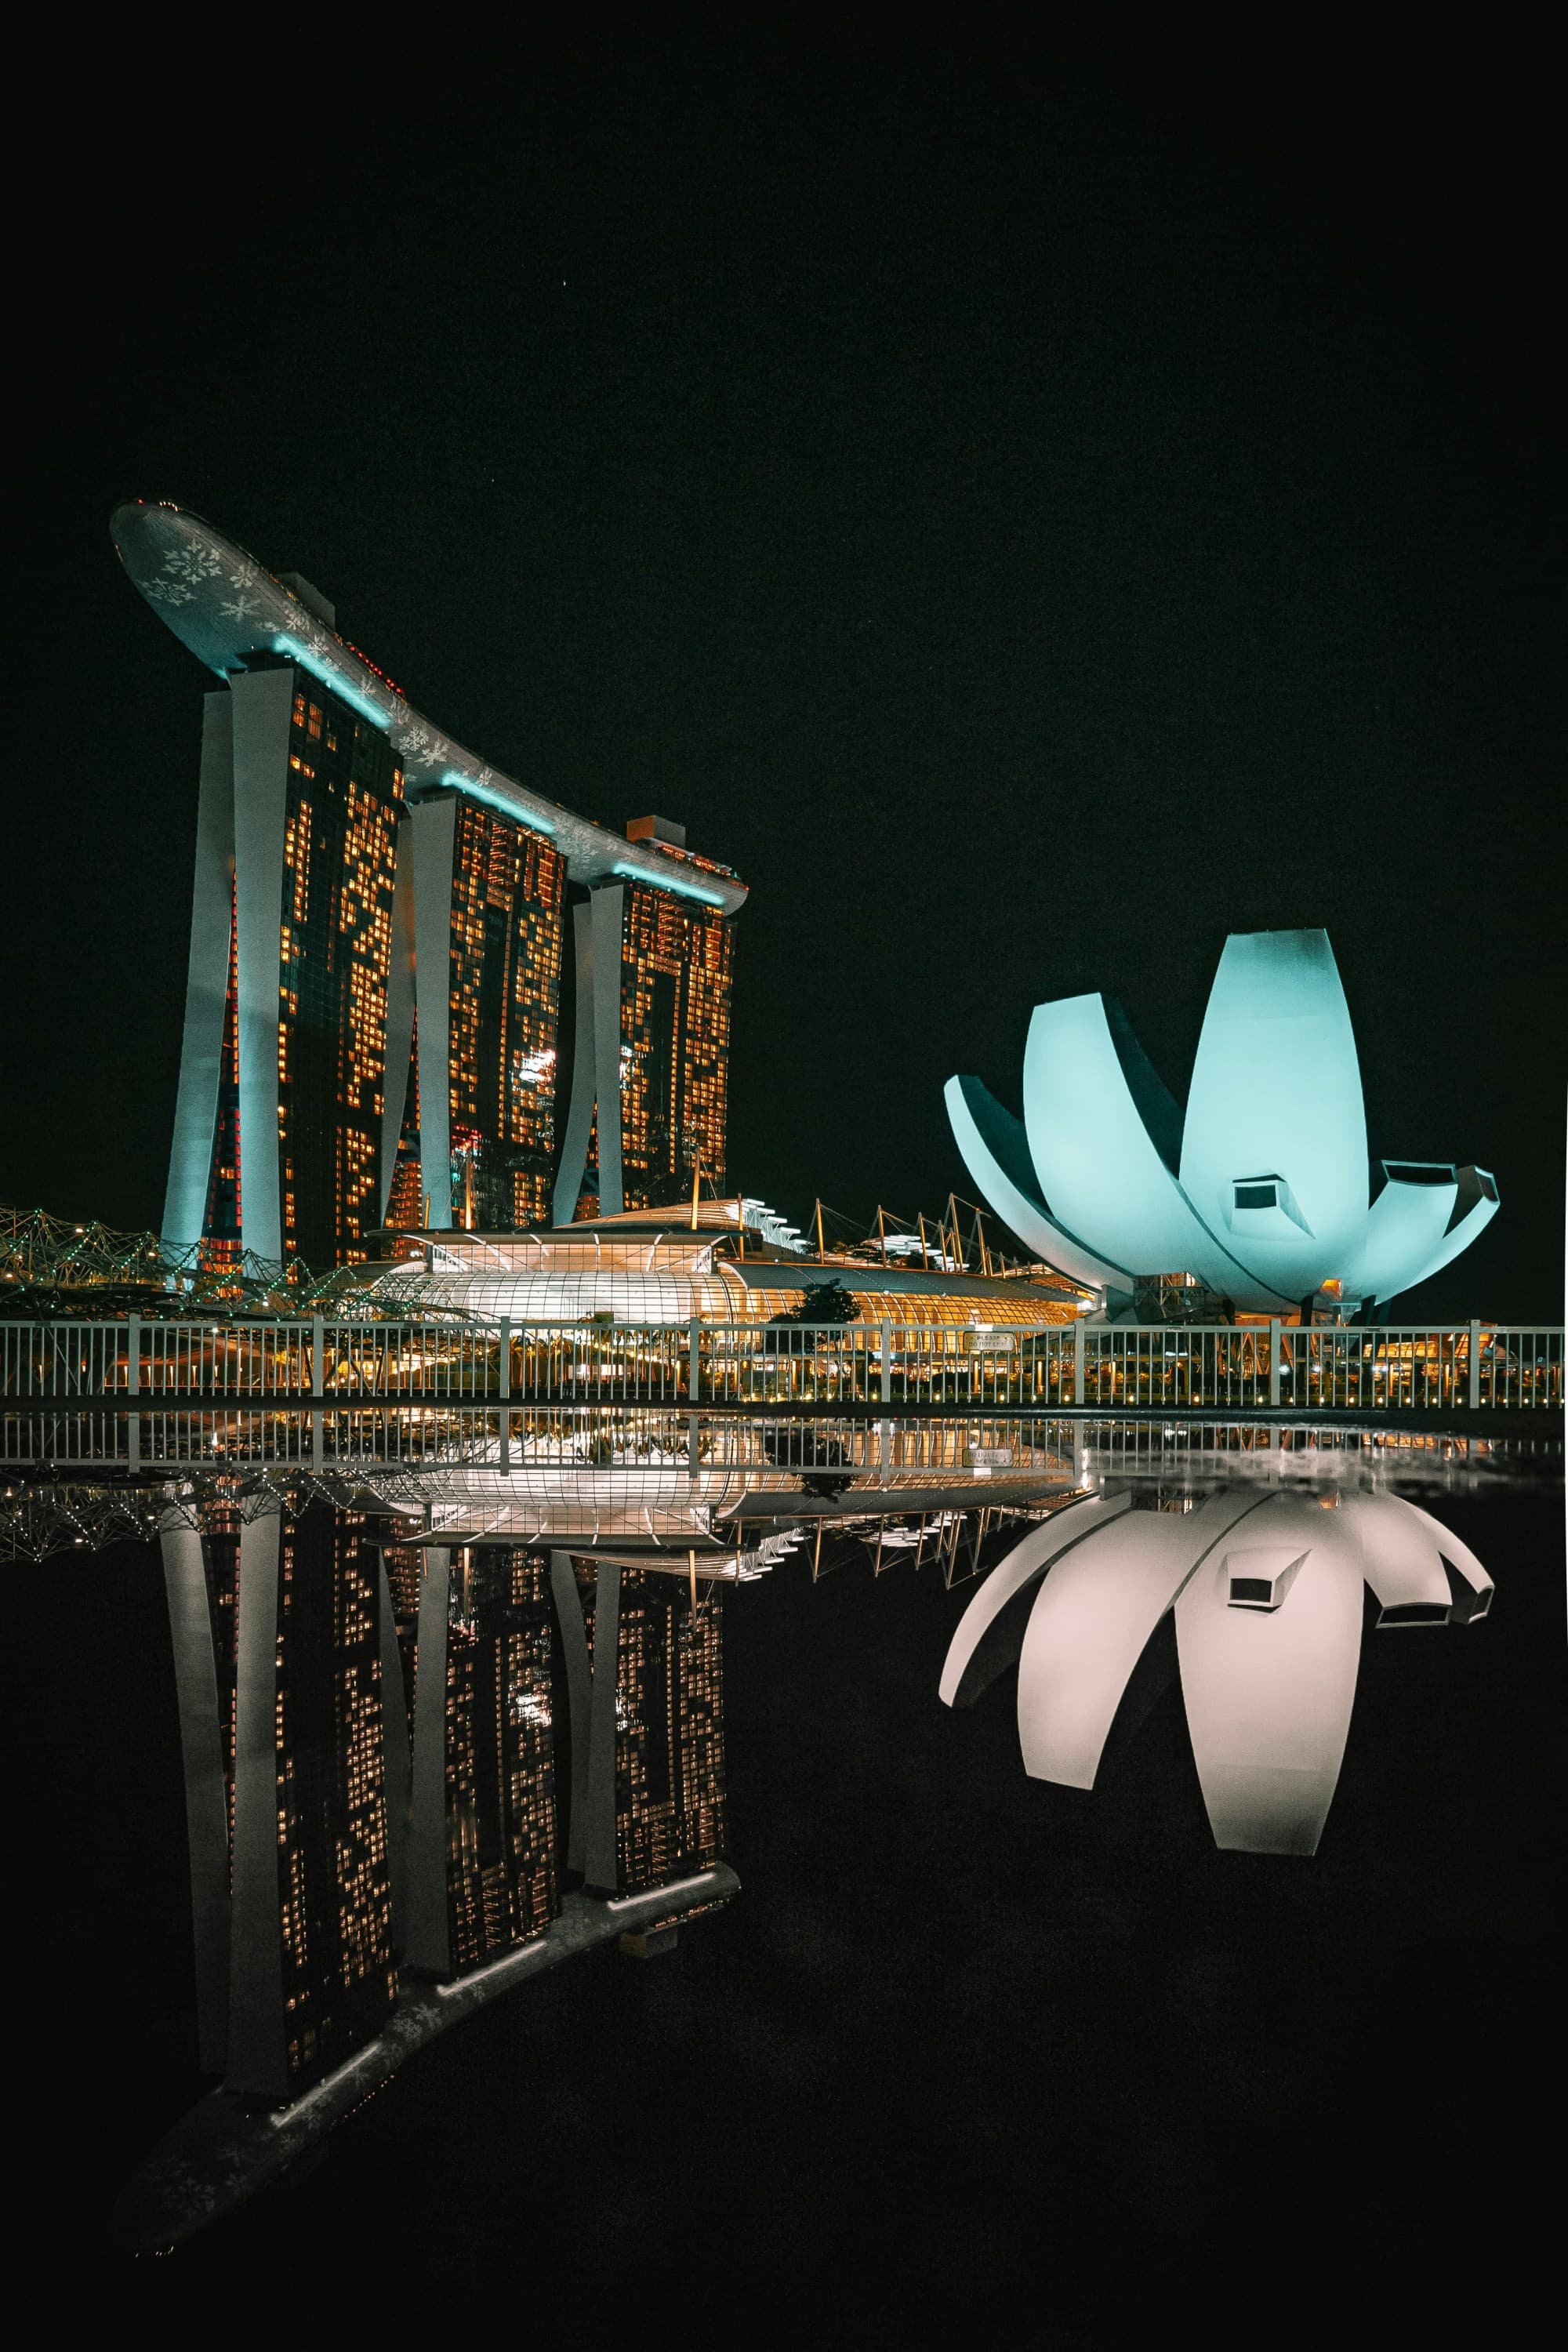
[1175,1495,1363,1854]
[1016,1487,1267,1788]
[939,1494,1132,1708]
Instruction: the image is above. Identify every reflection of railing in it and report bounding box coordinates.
[0,1318,1561,1414]
[0,1406,1078,1476]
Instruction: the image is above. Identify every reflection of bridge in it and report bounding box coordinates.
[2,1312,1562,1430]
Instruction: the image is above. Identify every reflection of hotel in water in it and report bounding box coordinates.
[145,1411,1081,2103]
[114,501,747,1272]
[165,1505,729,2101]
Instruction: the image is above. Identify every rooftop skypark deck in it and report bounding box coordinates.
[111,500,747,916]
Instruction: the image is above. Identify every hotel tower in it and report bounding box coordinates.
[113,502,746,1266]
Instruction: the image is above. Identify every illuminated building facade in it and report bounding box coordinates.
[405,792,566,1232]
[560,1560,728,1896]
[612,1570,728,1892]
[115,502,746,1262]
[162,662,405,1268]
[161,1508,731,2083]
[391,1216,1087,1327]
[403,1546,562,1979]
[553,835,738,1221]
[160,1504,399,2099]
[274,670,405,1265]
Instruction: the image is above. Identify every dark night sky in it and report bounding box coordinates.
[7,19,1561,1316]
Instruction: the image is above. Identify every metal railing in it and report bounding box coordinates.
[0,1317,1560,1413]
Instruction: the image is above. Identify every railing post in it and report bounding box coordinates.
[1468,1319,1482,1411]
[310,1313,325,1470]
[880,1319,893,1405]
[126,1311,140,1397]
[498,1318,511,1401]
[688,1316,702,1403]
[1073,1319,1086,1406]
[1269,1319,1281,1408]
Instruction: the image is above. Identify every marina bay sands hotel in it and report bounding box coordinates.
[114,500,747,1267]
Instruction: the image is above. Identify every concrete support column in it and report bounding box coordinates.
[583,1560,622,1892]
[1468,1319,1483,1411]
[590,886,627,1216]
[160,1525,231,2075]
[1269,1319,1283,1408]
[550,884,628,1221]
[553,899,597,1225]
[230,667,295,1265]
[405,1550,452,1975]
[1073,1319,1086,1406]
[880,1319,893,1404]
[163,691,235,1255]
[550,1553,593,1876]
[227,1515,286,2099]
[409,794,459,1229]
[379,828,417,1225]
[688,1316,702,1402]
[378,1559,411,1954]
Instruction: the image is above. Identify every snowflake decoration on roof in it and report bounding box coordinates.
[162,544,224,587]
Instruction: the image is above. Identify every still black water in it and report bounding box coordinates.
[13,1421,1563,2328]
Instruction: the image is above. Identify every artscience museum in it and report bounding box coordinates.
[947,927,1498,1318]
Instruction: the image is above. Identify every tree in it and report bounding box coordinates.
[771,1276,862,1327]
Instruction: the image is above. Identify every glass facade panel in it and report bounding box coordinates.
[268,673,405,1265]
[196,1504,397,2093]
[439,1547,562,1971]
[582,1564,727,1894]
[446,802,564,1229]
[201,884,243,1269]
[618,884,735,1211]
